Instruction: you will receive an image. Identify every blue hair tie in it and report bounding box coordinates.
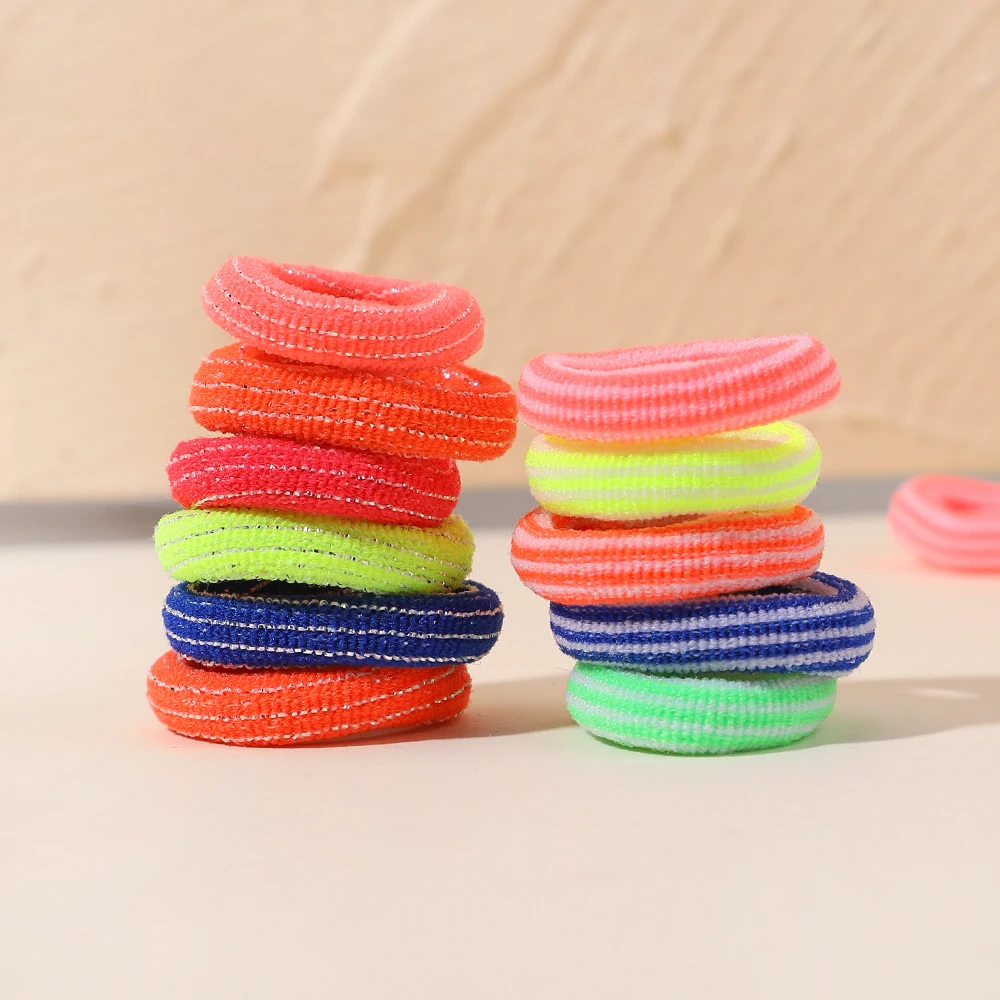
[549,572,874,675]
[163,580,503,668]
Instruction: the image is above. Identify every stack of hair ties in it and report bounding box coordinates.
[511,336,877,755]
[149,257,517,746]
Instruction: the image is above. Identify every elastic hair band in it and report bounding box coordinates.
[147,651,471,746]
[566,665,836,754]
[888,475,1000,572]
[163,580,503,669]
[510,506,824,605]
[168,435,461,526]
[517,335,839,441]
[550,572,874,675]
[189,344,517,462]
[154,508,474,593]
[526,420,820,521]
[202,257,484,372]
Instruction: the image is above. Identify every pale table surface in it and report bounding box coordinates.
[3,515,999,999]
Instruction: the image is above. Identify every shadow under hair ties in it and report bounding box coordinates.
[163,580,503,669]
[888,475,1000,572]
[525,420,820,520]
[154,508,475,592]
[565,665,837,754]
[147,650,472,746]
[516,335,839,441]
[168,435,461,526]
[550,572,874,675]
[202,257,485,371]
[189,343,518,462]
[510,506,824,605]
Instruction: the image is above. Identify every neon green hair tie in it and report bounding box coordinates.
[154,509,474,593]
[526,420,820,521]
[566,664,836,754]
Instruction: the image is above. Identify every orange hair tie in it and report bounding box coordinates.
[510,506,825,605]
[202,257,485,372]
[147,651,472,746]
[189,344,518,462]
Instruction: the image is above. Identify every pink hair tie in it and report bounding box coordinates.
[517,336,839,441]
[202,257,485,372]
[888,475,1000,572]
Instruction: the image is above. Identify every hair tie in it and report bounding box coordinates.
[566,665,836,754]
[189,344,518,462]
[147,650,471,746]
[888,475,1000,572]
[511,506,824,605]
[517,335,839,441]
[168,435,461,526]
[154,509,474,592]
[550,572,873,675]
[526,420,819,521]
[202,257,485,371]
[163,580,503,669]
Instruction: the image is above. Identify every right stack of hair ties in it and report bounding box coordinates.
[512,336,877,755]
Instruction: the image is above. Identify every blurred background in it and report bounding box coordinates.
[2,0,999,504]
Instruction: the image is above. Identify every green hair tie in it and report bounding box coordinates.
[154,509,474,593]
[566,663,836,754]
[526,420,820,521]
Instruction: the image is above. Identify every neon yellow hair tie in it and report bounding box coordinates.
[525,420,820,521]
[154,509,474,593]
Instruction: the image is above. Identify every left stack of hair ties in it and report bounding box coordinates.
[512,336,877,754]
[149,258,518,746]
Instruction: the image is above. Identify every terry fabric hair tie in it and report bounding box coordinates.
[566,665,837,754]
[163,580,503,669]
[189,343,518,462]
[517,335,839,441]
[154,508,474,592]
[147,650,472,746]
[202,257,485,371]
[888,475,1000,572]
[550,572,874,675]
[510,506,824,605]
[168,435,461,526]
[525,420,820,520]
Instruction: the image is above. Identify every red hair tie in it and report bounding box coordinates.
[168,436,461,525]
[517,336,839,441]
[510,506,825,605]
[202,257,484,372]
[147,651,472,746]
[189,344,518,462]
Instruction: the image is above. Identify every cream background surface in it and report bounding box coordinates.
[2,0,999,499]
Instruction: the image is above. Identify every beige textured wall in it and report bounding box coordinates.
[2,0,1000,500]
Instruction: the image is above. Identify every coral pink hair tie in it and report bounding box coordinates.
[517,335,840,441]
[888,475,1000,572]
[202,257,485,372]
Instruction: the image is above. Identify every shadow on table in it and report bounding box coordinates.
[795,675,1000,749]
[347,675,573,747]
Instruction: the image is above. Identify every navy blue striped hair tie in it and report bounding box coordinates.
[549,572,874,675]
[163,580,503,668]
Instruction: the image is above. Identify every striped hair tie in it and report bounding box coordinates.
[163,580,503,669]
[510,506,824,605]
[526,420,820,521]
[517,335,839,441]
[154,508,474,593]
[202,257,485,371]
[550,572,874,675]
[168,435,461,526]
[189,343,518,462]
[147,650,472,746]
[566,665,837,754]
[888,475,1000,572]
